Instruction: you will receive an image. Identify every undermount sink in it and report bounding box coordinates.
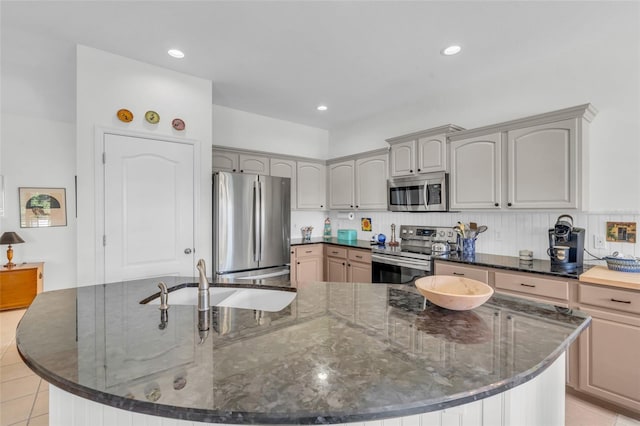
[144,285,296,312]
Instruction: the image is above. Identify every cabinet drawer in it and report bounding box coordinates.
[325,246,347,258]
[434,262,489,283]
[579,284,640,315]
[295,244,323,258]
[348,249,371,264]
[495,272,569,301]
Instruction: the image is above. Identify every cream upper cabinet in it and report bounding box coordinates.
[507,118,577,209]
[448,104,596,210]
[238,154,269,174]
[328,151,388,211]
[389,140,415,177]
[270,158,297,209]
[328,160,355,209]
[417,135,448,174]
[212,149,269,174]
[355,153,388,210]
[212,149,239,172]
[297,161,326,210]
[387,125,464,177]
[449,133,503,210]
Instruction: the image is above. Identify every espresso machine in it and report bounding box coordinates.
[548,214,585,270]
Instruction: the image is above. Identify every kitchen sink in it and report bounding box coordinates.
[143,285,296,312]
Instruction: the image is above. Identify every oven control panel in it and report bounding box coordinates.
[400,225,457,244]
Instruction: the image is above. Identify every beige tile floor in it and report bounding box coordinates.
[1,308,639,426]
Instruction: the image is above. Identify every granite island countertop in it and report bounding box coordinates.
[17,277,590,424]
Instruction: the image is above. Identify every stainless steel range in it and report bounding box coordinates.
[371,225,458,285]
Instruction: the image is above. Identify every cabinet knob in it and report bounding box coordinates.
[356,205,359,208]
[232,169,236,172]
[320,205,324,208]
[297,262,300,265]
[494,203,499,207]
[417,168,421,172]
[409,169,413,173]
[350,205,353,208]
[291,251,294,254]
[507,202,512,207]
[342,262,345,266]
[240,169,244,173]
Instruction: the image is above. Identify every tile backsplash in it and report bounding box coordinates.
[293,210,640,262]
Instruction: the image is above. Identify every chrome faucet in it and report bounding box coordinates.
[158,282,169,310]
[196,259,210,311]
[196,259,210,343]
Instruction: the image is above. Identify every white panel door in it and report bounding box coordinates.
[104,134,195,282]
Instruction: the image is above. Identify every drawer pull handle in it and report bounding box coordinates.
[610,298,631,304]
[305,250,313,254]
[332,251,339,254]
[520,283,536,288]
[453,272,464,276]
[355,255,362,259]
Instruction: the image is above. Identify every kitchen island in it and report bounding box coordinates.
[17,277,590,425]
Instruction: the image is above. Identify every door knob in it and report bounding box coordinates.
[184,248,192,254]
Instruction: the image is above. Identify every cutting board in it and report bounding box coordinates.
[579,265,640,290]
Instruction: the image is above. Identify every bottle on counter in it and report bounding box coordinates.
[323,217,331,239]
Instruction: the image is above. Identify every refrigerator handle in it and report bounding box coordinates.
[253,180,262,262]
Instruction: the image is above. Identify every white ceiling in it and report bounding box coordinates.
[1,1,637,129]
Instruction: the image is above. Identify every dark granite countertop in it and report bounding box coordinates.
[17,278,590,424]
[433,252,596,279]
[291,237,373,250]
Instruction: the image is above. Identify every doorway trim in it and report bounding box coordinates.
[94,127,200,284]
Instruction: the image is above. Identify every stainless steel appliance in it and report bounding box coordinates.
[371,225,458,284]
[387,172,449,212]
[547,214,585,270]
[213,172,291,281]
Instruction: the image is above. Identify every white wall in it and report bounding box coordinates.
[76,45,212,287]
[213,104,329,159]
[0,114,76,291]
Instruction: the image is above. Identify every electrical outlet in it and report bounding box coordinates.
[593,234,606,249]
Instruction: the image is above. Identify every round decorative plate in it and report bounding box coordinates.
[172,118,185,131]
[144,110,160,124]
[116,109,133,123]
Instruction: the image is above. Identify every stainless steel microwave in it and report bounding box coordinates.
[387,172,449,212]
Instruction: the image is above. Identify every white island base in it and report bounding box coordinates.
[50,354,566,426]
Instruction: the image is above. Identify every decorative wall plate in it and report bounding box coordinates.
[117,109,133,123]
[145,110,160,124]
[171,118,185,131]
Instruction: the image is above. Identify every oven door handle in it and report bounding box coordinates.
[371,254,430,271]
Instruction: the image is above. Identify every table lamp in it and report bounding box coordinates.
[0,232,25,268]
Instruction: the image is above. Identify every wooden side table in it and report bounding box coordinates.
[0,262,44,311]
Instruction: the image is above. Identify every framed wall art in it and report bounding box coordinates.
[606,221,636,243]
[19,187,67,228]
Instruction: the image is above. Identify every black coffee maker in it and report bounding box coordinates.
[548,214,585,270]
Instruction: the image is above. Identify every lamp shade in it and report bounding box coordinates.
[0,232,25,245]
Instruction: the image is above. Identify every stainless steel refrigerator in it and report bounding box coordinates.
[213,171,291,281]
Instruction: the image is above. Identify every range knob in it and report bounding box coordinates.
[438,231,445,237]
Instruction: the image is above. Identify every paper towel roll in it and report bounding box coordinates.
[337,212,355,220]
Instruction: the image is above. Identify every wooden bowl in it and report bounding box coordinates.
[415,275,494,311]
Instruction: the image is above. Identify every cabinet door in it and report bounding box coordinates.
[355,154,388,210]
[212,150,239,172]
[270,158,297,209]
[295,256,323,283]
[348,261,372,283]
[434,261,489,283]
[329,160,355,209]
[417,135,447,173]
[578,307,640,412]
[449,133,502,209]
[239,154,270,174]
[0,268,37,310]
[297,161,326,210]
[507,119,577,209]
[389,140,415,177]
[326,256,348,282]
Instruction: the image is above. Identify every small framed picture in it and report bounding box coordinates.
[361,217,372,232]
[606,221,636,243]
[19,187,67,228]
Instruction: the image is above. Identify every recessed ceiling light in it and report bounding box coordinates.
[317,105,328,111]
[168,49,185,59]
[441,45,462,56]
